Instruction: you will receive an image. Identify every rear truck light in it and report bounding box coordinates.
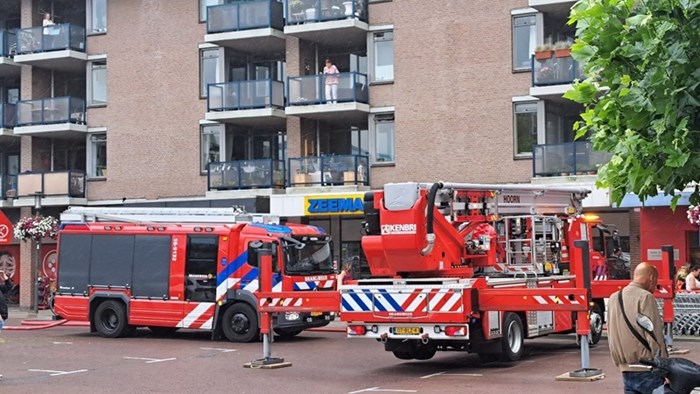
[347,325,367,336]
[445,326,467,337]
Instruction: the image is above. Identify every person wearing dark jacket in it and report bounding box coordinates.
[0,269,9,381]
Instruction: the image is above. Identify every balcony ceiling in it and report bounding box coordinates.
[205,108,286,127]
[0,58,20,78]
[204,29,285,57]
[285,103,369,123]
[284,19,368,49]
[13,50,87,74]
[13,123,88,139]
[0,130,18,141]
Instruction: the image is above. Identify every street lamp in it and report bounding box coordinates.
[33,192,43,314]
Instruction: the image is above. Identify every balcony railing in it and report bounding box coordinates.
[1,30,17,57]
[288,72,368,106]
[532,141,612,177]
[532,55,582,86]
[2,174,17,199]
[0,103,16,128]
[16,170,86,198]
[16,97,86,127]
[16,24,86,54]
[288,154,369,186]
[208,80,285,111]
[207,159,285,190]
[286,0,368,24]
[207,0,284,33]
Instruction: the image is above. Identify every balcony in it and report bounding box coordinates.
[13,24,87,73]
[205,1,285,55]
[206,80,285,126]
[0,31,20,77]
[14,97,87,138]
[530,55,582,98]
[288,154,368,187]
[284,0,368,47]
[286,72,369,121]
[532,141,612,177]
[207,159,285,191]
[13,170,87,206]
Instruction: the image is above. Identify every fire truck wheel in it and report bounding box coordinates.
[413,346,436,360]
[274,328,303,340]
[589,304,604,345]
[391,350,415,360]
[222,303,259,343]
[94,300,133,338]
[499,313,524,362]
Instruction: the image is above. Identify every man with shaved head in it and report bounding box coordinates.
[608,262,668,393]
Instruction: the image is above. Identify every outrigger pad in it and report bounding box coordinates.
[555,368,605,381]
[244,358,292,369]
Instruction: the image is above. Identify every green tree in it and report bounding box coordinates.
[565,0,700,208]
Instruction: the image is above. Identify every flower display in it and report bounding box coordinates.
[14,215,59,241]
[687,205,700,226]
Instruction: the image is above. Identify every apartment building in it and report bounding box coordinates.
[0,0,635,309]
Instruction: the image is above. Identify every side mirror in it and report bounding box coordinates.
[636,313,654,334]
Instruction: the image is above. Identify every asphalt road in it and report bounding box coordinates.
[1,318,699,394]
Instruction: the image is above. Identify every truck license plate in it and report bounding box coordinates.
[395,327,421,335]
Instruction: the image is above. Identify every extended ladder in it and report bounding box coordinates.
[60,206,280,224]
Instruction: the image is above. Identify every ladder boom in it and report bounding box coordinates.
[60,206,280,224]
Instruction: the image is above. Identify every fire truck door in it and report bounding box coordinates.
[184,235,218,302]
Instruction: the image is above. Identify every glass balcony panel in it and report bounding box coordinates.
[0,103,16,128]
[208,159,284,190]
[1,31,17,57]
[286,0,367,24]
[207,0,283,33]
[16,97,86,126]
[208,80,284,111]
[287,72,368,105]
[16,24,86,54]
[533,141,612,177]
[289,154,368,186]
[17,173,42,196]
[532,55,582,86]
[2,175,17,199]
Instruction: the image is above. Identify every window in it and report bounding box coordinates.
[514,102,538,157]
[89,133,107,178]
[371,31,394,82]
[88,60,107,106]
[373,114,395,163]
[88,0,107,34]
[512,14,537,71]
[201,124,223,172]
[200,48,221,97]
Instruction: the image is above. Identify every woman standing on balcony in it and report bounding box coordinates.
[323,58,339,104]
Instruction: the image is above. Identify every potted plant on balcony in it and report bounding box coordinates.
[554,40,573,58]
[534,43,554,61]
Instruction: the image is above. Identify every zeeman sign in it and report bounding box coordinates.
[304,194,365,216]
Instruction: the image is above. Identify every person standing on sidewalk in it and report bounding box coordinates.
[0,270,10,381]
[608,262,668,394]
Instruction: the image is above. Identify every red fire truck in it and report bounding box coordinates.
[339,182,675,361]
[52,207,337,342]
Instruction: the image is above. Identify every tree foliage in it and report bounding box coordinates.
[566,0,700,208]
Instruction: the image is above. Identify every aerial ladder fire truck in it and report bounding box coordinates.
[52,207,338,342]
[339,182,675,361]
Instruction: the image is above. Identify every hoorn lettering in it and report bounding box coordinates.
[502,195,520,204]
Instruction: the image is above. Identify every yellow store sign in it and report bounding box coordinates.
[304,194,365,216]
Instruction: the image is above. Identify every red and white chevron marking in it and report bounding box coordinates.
[260,297,304,308]
[427,289,463,312]
[178,302,215,329]
[532,294,585,305]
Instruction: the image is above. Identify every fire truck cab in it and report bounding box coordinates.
[53,207,337,342]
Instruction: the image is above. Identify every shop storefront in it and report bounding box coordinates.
[271,192,370,278]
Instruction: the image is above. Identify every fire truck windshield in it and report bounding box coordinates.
[282,236,334,275]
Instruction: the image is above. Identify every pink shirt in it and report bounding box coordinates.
[323,65,339,85]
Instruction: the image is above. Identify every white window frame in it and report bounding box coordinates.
[87,57,107,107]
[370,112,395,165]
[199,0,223,22]
[87,131,107,179]
[200,46,223,98]
[368,28,394,83]
[201,124,225,173]
[512,98,543,158]
[511,9,543,72]
[87,0,107,34]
